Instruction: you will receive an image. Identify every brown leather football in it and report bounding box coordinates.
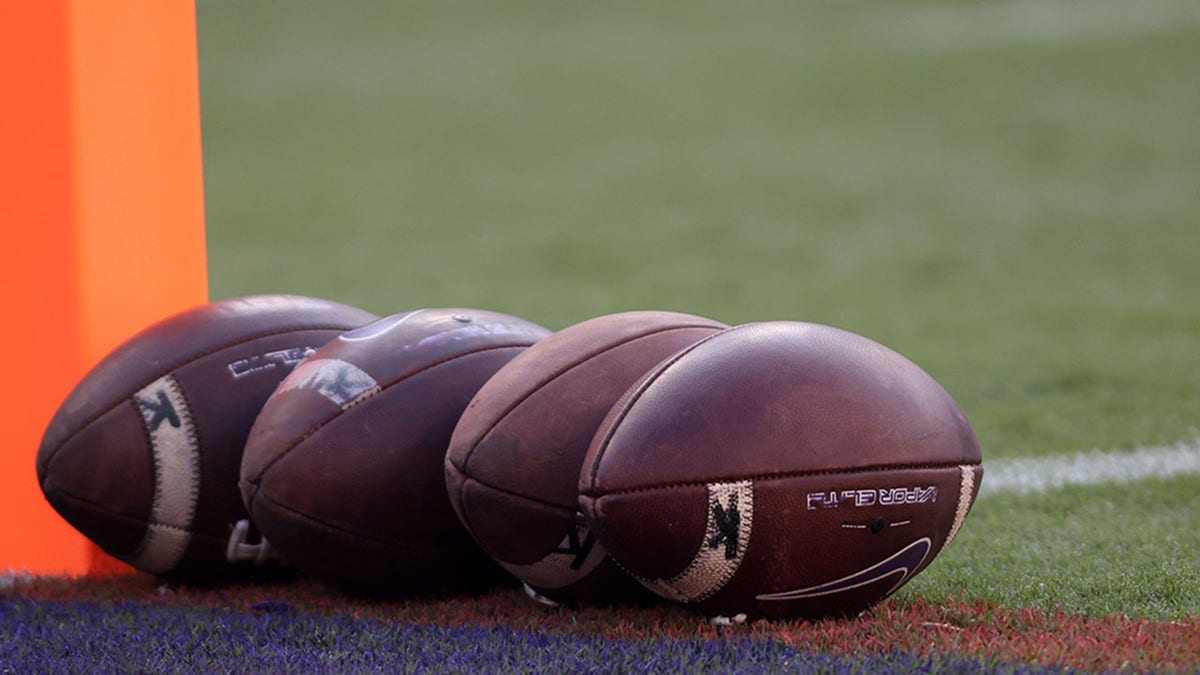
[579,321,983,620]
[445,310,728,605]
[240,308,551,597]
[36,295,379,581]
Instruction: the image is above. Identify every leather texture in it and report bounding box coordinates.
[445,311,726,604]
[579,321,983,619]
[36,295,378,581]
[241,308,551,597]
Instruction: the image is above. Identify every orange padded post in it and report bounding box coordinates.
[0,1,208,576]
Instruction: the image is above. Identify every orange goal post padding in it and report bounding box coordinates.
[1,2,209,576]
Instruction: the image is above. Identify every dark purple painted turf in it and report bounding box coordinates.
[0,598,1072,674]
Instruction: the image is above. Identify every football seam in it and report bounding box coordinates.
[246,342,538,490]
[41,476,153,537]
[38,479,232,551]
[448,464,577,515]
[579,461,983,498]
[41,323,364,470]
[252,488,471,555]
[454,322,727,473]
[447,467,576,564]
[581,326,736,491]
[444,470,500,561]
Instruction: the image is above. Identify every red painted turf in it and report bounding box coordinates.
[5,573,1197,672]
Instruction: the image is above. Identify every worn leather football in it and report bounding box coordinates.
[36,295,379,581]
[446,310,727,605]
[579,321,983,620]
[240,308,551,597]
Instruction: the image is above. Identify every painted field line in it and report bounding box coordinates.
[979,437,1200,498]
[865,0,1200,54]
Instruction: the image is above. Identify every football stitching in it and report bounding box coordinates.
[249,342,538,491]
[127,375,201,574]
[454,322,727,478]
[142,521,193,534]
[942,464,979,548]
[42,324,364,466]
[635,480,754,603]
[582,461,983,498]
[175,378,204,514]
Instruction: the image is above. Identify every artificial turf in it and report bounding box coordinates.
[4,574,1195,672]
[1,597,1059,674]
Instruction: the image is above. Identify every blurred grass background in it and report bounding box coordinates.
[198,0,1200,617]
[199,0,1200,461]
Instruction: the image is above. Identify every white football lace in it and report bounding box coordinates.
[225,519,280,566]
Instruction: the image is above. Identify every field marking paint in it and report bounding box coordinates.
[865,0,1200,54]
[980,438,1200,498]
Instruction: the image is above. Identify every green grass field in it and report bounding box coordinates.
[197,0,1200,622]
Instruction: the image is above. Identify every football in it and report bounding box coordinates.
[578,321,983,620]
[36,295,379,581]
[445,310,728,605]
[240,308,552,597]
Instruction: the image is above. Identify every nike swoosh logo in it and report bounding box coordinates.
[756,537,932,602]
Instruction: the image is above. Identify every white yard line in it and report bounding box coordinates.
[864,0,1200,54]
[979,437,1200,498]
